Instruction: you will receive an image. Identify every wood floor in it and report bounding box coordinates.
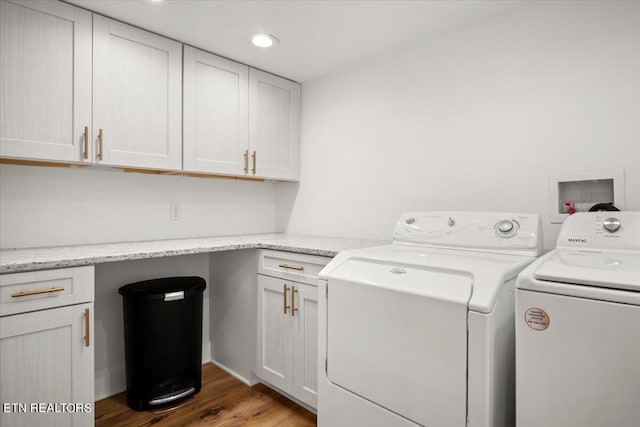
[95,363,317,426]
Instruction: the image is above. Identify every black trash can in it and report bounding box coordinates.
[118,276,206,411]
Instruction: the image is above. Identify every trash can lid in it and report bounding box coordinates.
[118,276,206,297]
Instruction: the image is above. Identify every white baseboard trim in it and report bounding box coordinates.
[259,379,317,414]
[209,360,258,386]
[95,367,126,401]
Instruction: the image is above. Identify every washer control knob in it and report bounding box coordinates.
[603,217,621,233]
[497,220,514,233]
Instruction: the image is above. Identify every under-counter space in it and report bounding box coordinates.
[0,234,384,403]
[0,233,386,274]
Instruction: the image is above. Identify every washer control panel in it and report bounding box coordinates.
[557,212,640,250]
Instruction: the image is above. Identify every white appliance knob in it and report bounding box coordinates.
[603,217,621,233]
[497,220,514,233]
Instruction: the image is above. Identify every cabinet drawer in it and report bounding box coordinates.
[0,266,94,316]
[258,250,330,286]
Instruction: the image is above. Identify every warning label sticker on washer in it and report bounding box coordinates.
[524,307,550,331]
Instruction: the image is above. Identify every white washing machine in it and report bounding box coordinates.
[516,212,640,427]
[318,211,543,427]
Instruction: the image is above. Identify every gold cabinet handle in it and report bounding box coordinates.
[283,284,290,314]
[251,150,256,175]
[278,263,304,271]
[243,149,249,174]
[83,126,89,159]
[83,308,90,347]
[11,287,64,298]
[97,129,104,161]
[291,286,298,317]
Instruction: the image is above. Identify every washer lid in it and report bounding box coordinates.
[534,248,640,292]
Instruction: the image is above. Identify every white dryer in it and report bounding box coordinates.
[516,212,640,427]
[318,211,543,427]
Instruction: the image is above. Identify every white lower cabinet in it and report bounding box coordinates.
[256,274,319,409]
[0,266,95,427]
[291,282,319,406]
[256,275,292,391]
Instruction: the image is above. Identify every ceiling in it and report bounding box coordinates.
[68,0,523,82]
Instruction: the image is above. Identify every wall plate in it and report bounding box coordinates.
[548,168,625,224]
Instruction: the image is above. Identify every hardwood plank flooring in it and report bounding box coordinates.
[95,363,317,426]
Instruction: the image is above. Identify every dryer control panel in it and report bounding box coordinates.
[393,211,543,256]
[557,212,640,250]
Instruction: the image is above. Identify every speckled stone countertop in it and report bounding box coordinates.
[0,233,388,274]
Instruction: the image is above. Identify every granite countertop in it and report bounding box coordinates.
[0,233,388,274]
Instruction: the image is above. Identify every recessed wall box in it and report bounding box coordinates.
[548,168,625,224]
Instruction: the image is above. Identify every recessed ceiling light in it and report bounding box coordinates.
[149,0,163,3]
[251,34,278,48]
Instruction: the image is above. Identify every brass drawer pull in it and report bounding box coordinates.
[98,129,104,161]
[84,308,90,347]
[244,149,249,173]
[11,287,65,298]
[291,286,298,317]
[83,126,89,159]
[278,264,304,271]
[251,150,256,175]
[283,284,290,314]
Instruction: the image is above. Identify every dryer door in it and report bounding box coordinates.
[326,258,472,427]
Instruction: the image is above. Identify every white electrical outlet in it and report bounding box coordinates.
[170,202,182,220]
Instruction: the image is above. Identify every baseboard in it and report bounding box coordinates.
[259,379,317,414]
[95,367,126,401]
[209,360,258,386]
[202,348,211,367]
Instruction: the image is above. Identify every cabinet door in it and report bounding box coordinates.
[248,69,300,181]
[292,283,318,408]
[183,46,249,176]
[0,0,92,163]
[93,15,182,170]
[256,275,292,391]
[0,303,94,427]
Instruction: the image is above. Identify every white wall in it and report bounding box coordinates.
[94,254,210,400]
[0,164,279,249]
[279,1,640,250]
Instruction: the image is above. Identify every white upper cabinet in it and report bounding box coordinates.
[93,15,183,170]
[184,56,300,181]
[249,69,300,181]
[183,46,249,176]
[1,1,301,179]
[0,0,92,162]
